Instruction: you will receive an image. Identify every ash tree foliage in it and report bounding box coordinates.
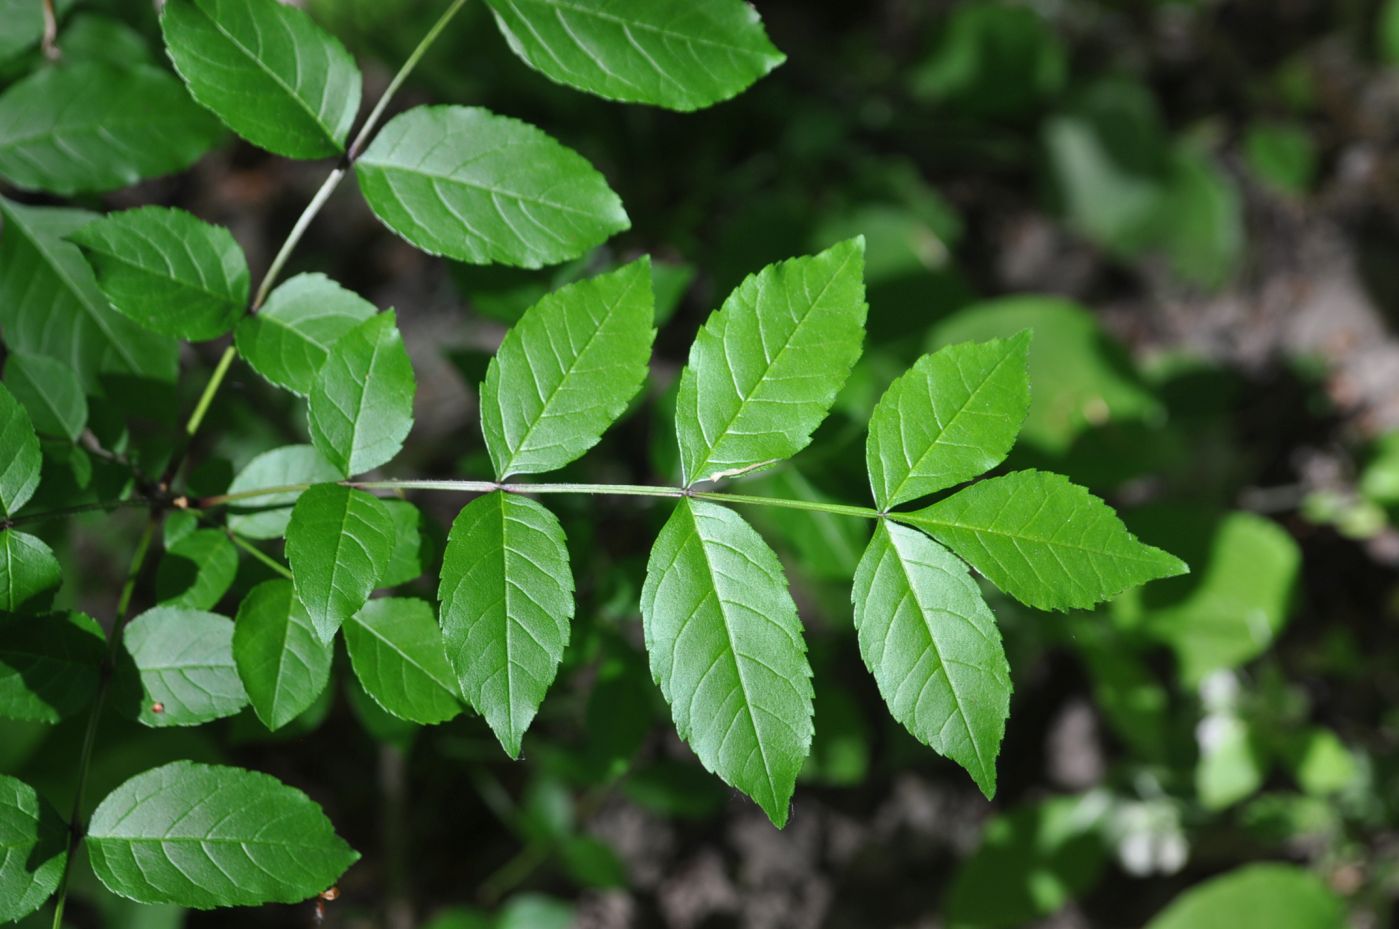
[0,0,1187,919]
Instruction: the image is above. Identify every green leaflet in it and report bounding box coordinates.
[67,206,249,341]
[0,774,67,923]
[86,761,359,908]
[0,382,40,516]
[484,0,785,111]
[0,199,179,392]
[0,530,61,613]
[0,612,105,723]
[161,0,362,159]
[852,521,1010,797]
[676,239,867,486]
[233,580,333,731]
[3,351,87,441]
[639,498,813,827]
[121,606,248,727]
[55,13,155,68]
[235,273,377,396]
[308,311,416,477]
[154,529,238,610]
[356,105,630,268]
[344,598,462,725]
[897,470,1188,611]
[439,492,573,757]
[380,499,428,587]
[226,444,342,540]
[1144,864,1343,929]
[865,333,1031,510]
[286,484,395,642]
[0,63,220,195]
[0,0,43,62]
[481,259,655,478]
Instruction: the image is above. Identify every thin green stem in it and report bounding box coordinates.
[347,0,470,161]
[185,343,237,436]
[198,478,881,520]
[50,516,159,929]
[249,166,346,311]
[690,490,881,520]
[227,531,293,580]
[1,496,151,530]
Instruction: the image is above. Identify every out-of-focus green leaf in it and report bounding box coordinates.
[910,1,1066,118]
[0,199,179,392]
[0,612,104,723]
[0,382,41,516]
[946,795,1107,929]
[484,0,784,111]
[3,352,87,442]
[0,531,61,614]
[0,64,220,195]
[1115,509,1299,685]
[356,106,629,268]
[161,0,361,158]
[1144,864,1343,929]
[0,774,67,922]
[1244,121,1318,195]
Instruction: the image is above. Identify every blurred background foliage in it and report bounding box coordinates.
[6,0,1399,926]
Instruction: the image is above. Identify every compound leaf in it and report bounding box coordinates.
[87,761,359,907]
[161,0,361,158]
[676,239,867,486]
[484,0,785,111]
[235,273,377,396]
[482,258,655,478]
[3,352,87,441]
[0,531,61,613]
[0,774,67,923]
[0,612,104,723]
[121,606,248,727]
[639,498,813,827]
[0,63,220,195]
[356,105,629,268]
[0,382,40,516]
[226,444,342,541]
[344,598,462,725]
[439,491,573,757]
[898,470,1188,611]
[0,199,178,392]
[852,521,1010,797]
[233,580,333,732]
[67,206,249,341]
[866,333,1031,509]
[286,484,395,642]
[154,529,238,611]
[308,311,415,477]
